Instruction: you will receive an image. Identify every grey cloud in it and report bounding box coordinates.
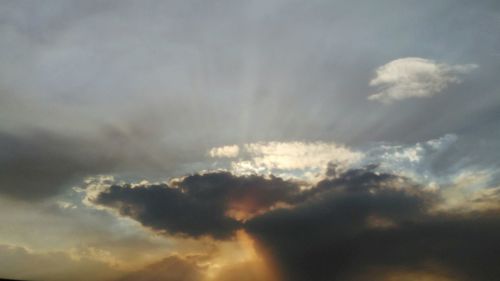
[0,122,204,201]
[0,130,114,200]
[1,0,499,148]
[0,1,499,180]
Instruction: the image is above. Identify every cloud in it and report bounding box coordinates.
[0,244,120,281]
[0,1,499,281]
[91,167,426,242]
[6,128,447,202]
[435,169,500,213]
[246,166,500,281]
[114,240,280,281]
[242,142,362,171]
[0,119,202,201]
[363,134,458,182]
[368,57,477,103]
[207,135,461,184]
[208,141,363,181]
[0,130,115,200]
[0,195,173,274]
[115,255,204,281]
[91,172,302,239]
[209,145,240,158]
[91,165,500,281]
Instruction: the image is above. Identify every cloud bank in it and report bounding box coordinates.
[90,165,500,281]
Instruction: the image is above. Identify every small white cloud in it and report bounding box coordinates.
[368,57,477,103]
[209,145,240,158]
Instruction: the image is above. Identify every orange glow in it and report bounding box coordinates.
[226,196,293,222]
[199,230,282,281]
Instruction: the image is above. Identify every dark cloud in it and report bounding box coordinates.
[317,163,404,193]
[93,171,301,239]
[94,167,500,280]
[247,167,500,281]
[95,183,240,239]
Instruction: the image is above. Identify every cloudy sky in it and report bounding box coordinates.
[1,1,500,280]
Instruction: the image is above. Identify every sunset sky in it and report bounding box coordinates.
[1,1,500,281]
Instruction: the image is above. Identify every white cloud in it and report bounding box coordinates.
[209,141,364,181]
[206,136,462,183]
[368,57,477,103]
[75,175,116,207]
[209,145,240,158]
[242,141,362,171]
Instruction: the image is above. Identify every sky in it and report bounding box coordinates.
[1,1,500,280]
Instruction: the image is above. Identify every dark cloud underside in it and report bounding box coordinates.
[94,172,300,238]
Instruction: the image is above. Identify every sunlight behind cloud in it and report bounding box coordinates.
[209,141,364,181]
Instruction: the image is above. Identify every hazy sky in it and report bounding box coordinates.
[1,1,500,281]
